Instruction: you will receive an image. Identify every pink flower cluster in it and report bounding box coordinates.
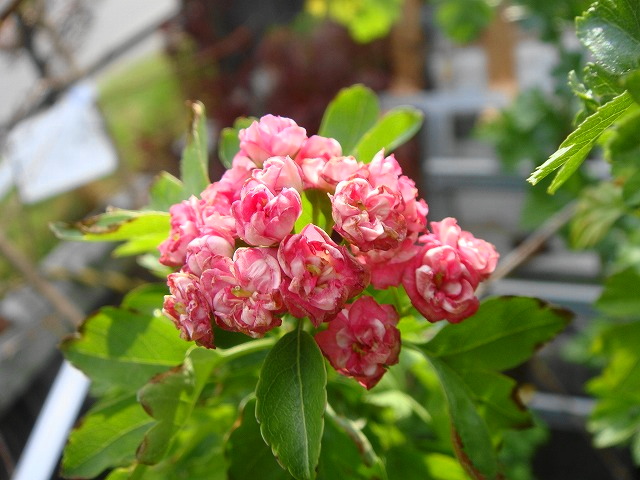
[160,114,498,388]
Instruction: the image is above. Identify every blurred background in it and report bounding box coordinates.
[0,0,632,479]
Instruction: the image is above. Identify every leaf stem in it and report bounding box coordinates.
[219,337,277,362]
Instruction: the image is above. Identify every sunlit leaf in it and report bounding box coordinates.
[181,101,210,197]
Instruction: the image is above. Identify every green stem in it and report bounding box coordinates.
[219,337,277,362]
[129,463,148,480]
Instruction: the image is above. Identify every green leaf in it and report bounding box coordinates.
[624,69,640,104]
[218,117,256,169]
[605,104,640,167]
[352,107,424,163]
[434,0,494,44]
[226,397,292,480]
[61,306,191,395]
[61,394,154,478]
[255,326,327,480]
[294,188,333,234]
[120,283,168,316]
[528,91,634,193]
[576,0,640,76]
[181,101,210,197]
[137,347,221,464]
[321,0,403,43]
[623,170,640,207]
[595,268,640,318]
[147,171,185,211]
[51,208,170,243]
[570,182,625,248]
[112,232,168,257]
[422,297,571,372]
[427,356,500,479]
[318,85,379,154]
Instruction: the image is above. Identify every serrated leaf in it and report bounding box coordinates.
[528,91,634,193]
[51,208,170,243]
[624,69,640,104]
[595,268,640,318]
[255,327,327,480]
[583,63,625,100]
[137,347,221,464]
[61,394,154,478]
[422,296,571,372]
[576,0,640,76]
[61,306,191,395]
[181,101,210,197]
[318,85,379,154]
[570,182,625,248]
[147,171,185,211]
[427,356,500,479]
[352,107,423,163]
[218,116,256,169]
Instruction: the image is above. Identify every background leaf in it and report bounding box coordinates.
[218,116,256,169]
[147,171,185,211]
[595,267,640,318]
[352,107,423,163]
[255,327,327,480]
[181,101,210,197]
[318,85,379,154]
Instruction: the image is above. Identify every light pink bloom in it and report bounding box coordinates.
[278,224,369,326]
[159,197,204,267]
[202,154,257,205]
[331,178,407,252]
[403,244,479,323]
[163,272,214,348]
[232,179,302,246]
[294,135,342,190]
[200,248,284,337]
[315,296,400,389]
[319,156,366,192]
[184,234,234,276]
[353,237,420,289]
[430,217,498,280]
[252,155,304,193]
[238,115,307,166]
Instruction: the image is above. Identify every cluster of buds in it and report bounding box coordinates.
[160,115,498,388]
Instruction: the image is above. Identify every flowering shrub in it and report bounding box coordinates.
[53,86,571,479]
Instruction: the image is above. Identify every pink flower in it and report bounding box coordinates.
[353,237,420,289]
[203,154,257,204]
[252,155,304,193]
[315,296,400,389]
[294,135,343,190]
[184,234,234,276]
[278,224,369,326]
[319,156,366,192]
[238,115,307,166]
[200,248,284,337]
[431,218,498,280]
[403,244,479,323]
[331,177,407,252]
[232,179,302,246]
[163,272,214,348]
[159,197,204,267]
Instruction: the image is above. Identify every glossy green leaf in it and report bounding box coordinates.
[112,232,168,257]
[294,188,333,234]
[528,91,634,193]
[61,394,154,478]
[318,85,379,154]
[255,327,327,480]
[422,297,571,372]
[137,347,221,464]
[576,0,640,75]
[120,283,168,316]
[51,208,170,243]
[570,182,625,248]
[147,171,185,211]
[61,306,191,394]
[181,101,210,197]
[427,356,500,479]
[352,107,424,163]
[595,268,640,318]
[218,117,256,169]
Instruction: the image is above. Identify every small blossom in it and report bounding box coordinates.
[295,135,343,190]
[319,155,366,192]
[238,115,307,166]
[315,296,401,389]
[403,244,479,323]
[163,272,214,348]
[203,154,257,205]
[353,237,420,289]
[252,155,304,193]
[200,248,284,337]
[331,178,407,252]
[232,179,302,246]
[278,224,369,326]
[184,234,234,276]
[158,197,204,267]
